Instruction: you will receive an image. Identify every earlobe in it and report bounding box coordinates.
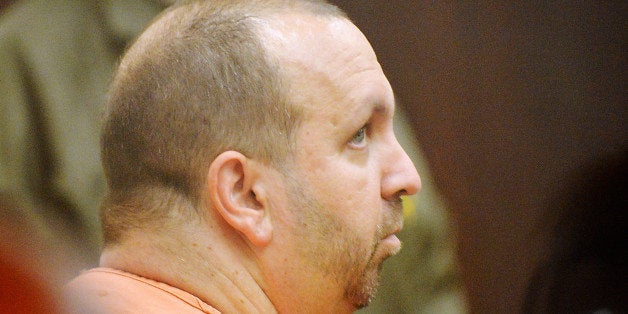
[207,151,272,247]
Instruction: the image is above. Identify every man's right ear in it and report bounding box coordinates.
[206,151,272,247]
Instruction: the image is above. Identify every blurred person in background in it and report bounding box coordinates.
[0,0,171,270]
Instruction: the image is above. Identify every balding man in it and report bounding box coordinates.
[64,1,421,312]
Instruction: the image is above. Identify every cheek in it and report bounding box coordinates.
[318,171,381,226]
[297,148,381,214]
[342,174,372,207]
[313,165,369,195]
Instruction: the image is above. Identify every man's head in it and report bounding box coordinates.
[100,0,328,242]
[99,0,420,312]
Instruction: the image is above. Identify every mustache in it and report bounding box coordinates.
[386,196,403,212]
[381,197,404,236]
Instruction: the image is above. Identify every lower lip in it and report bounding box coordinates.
[381,234,401,252]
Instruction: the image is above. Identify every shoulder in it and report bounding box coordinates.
[0,0,95,34]
[63,268,219,314]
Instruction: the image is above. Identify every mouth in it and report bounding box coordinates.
[380,199,404,249]
[377,201,404,258]
[379,227,402,256]
[384,222,403,242]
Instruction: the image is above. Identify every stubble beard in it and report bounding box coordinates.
[346,222,402,309]
[344,232,385,309]
[283,172,402,310]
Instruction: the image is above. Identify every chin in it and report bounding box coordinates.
[348,278,380,310]
[346,259,385,310]
[346,236,401,310]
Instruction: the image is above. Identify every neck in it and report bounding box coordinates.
[99,220,277,313]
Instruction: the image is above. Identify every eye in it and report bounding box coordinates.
[349,126,367,147]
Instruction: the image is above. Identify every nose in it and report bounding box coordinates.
[381,137,421,201]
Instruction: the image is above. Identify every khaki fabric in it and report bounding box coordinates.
[0,0,165,266]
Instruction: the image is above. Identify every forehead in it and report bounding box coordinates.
[259,13,395,120]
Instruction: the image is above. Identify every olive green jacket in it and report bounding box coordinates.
[0,0,165,265]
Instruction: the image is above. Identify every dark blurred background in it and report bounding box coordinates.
[1,1,625,313]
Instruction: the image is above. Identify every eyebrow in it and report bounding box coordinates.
[372,96,395,118]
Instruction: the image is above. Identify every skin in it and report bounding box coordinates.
[97,11,420,314]
[255,13,422,313]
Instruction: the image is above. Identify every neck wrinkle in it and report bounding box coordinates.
[99,223,277,313]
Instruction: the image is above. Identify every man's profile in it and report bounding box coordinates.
[64,0,421,313]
